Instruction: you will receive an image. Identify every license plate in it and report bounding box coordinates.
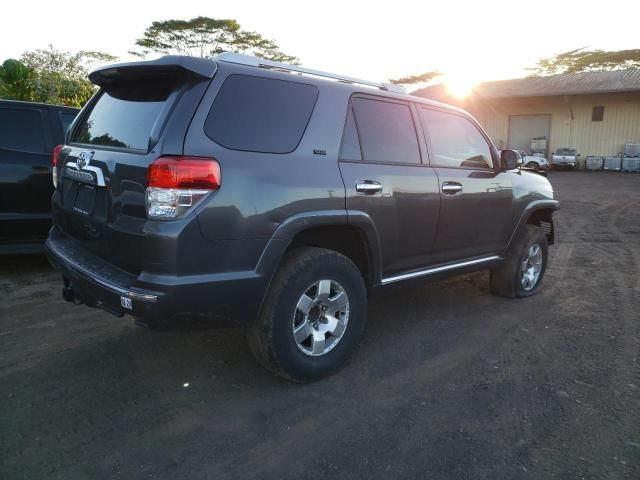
[120,296,133,310]
[63,166,98,185]
[73,184,96,215]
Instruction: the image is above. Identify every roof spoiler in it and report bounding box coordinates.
[89,56,217,87]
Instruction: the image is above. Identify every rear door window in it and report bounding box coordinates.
[0,107,46,152]
[73,80,178,151]
[351,97,420,164]
[204,74,318,154]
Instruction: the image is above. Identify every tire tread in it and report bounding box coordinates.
[247,247,365,382]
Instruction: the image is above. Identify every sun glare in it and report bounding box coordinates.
[444,75,477,98]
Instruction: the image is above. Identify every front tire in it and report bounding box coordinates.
[248,247,367,382]
[526,161,539,170]
[490,225,548,298]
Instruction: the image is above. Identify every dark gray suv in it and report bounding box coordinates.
[47,54,558,381]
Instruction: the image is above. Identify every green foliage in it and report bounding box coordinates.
[21,46,116,79]
[530,48,640,75]
[0,45,116,107]
[134,16,299,64]
[0,59,35,100]
[389,70,441,85]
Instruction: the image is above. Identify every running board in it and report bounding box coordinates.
[381,256,501,285]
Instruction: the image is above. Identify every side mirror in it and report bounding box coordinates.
[501,149,520,170]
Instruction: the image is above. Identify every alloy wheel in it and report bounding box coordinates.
[292,279,350,356]
[521,243,543,291]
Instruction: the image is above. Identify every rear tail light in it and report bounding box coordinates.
[146,156,221,220]
[52,144,63,188]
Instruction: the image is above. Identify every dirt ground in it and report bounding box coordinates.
[1,172,639,480]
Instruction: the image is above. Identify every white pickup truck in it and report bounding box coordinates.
[552,148,578,168]
[518,151,550,170]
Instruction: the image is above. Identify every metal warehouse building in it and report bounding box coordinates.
[413,69,640,159]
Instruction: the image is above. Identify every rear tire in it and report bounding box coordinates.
[248,247,367,382]
[490,225,548,298]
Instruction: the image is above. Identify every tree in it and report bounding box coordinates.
[0,45,117,107]
[133,16,298,64]
[0,59,35,100]
[389,70,441,86]
[21,45,116,79]
[529,48,640,76]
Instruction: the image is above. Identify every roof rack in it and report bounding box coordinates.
[215,53,406,94]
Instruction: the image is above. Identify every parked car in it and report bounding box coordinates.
[519,151,550,170]
[46,54,558,381]
[552,148,579,169]
[0,100,79,254]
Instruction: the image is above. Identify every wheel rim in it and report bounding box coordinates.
[527,162,539,170]
[292,279,350,356]
[520,243,543,291]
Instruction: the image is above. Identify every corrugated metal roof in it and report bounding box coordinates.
[413,69,640,99]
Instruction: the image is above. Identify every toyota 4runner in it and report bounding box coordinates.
[47,54,558,381]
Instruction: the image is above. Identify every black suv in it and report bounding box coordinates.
[0,100,78,253]
[46,54,558,381]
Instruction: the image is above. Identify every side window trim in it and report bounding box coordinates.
[349,103,366,161]
[419,106,497,171]
[410,102,431,166]
[338,103,364,161]
[348,93,423,166]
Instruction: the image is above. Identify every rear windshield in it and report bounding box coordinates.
[204,74,318,154]
[73,79,178,151]
[556,148,576,155]
[60,112,77,136]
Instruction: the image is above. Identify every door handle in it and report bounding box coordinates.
[442,182,463,195]
[356,181,382,194]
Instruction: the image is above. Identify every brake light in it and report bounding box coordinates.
[146,156,221,220]
[52,144,63,188]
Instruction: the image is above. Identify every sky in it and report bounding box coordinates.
[2,0,639,89]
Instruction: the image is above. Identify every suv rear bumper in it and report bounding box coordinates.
[45,229,270,325]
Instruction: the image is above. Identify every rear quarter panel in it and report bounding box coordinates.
[183,63,349,242]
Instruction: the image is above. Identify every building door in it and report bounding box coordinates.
[508,114,551,156]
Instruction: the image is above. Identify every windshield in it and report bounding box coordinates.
[556,148,577,156]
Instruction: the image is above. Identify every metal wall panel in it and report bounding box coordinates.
[466,92,640,158]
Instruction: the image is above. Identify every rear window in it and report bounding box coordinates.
[73,80,177,151]
[59,112,77,136]
[0,108,46,152]
[204,75,318,154]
